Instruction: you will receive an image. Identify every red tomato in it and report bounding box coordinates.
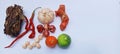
[45,36,57,48]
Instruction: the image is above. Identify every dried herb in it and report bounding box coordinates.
[5,7,41,48]
[4,4,25,37]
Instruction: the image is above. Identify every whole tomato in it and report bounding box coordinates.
[45,36,57,48]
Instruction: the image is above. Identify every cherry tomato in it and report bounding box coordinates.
[45,36,57,48]
[37,24,44,33]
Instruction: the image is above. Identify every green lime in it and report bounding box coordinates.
[58,33,71,48]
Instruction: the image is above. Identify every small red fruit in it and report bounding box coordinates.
[45,36,57,48]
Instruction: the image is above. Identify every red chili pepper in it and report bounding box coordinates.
[28,7,41,38]
[24,16,29,30]
[5,7,41,48]
[28,11,35,39]
[28,20,35,38]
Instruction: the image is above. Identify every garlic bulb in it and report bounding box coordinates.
[38,8,55,24]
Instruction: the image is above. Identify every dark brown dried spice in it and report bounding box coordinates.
[4,4,25,37]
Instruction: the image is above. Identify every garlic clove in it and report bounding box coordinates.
[34,38,40,43]
[28,45,33,50]
[22,44,27,49]
[32,42,37,47]
[38,34,43,40]
[36,43,41,49]
[25,41,30,46]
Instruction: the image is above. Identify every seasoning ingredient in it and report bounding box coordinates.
[37,24,44,33]
[58,33,71,48]
[22,34,43,49]
[5,7,41,48]
[4,4,25,37]
[55,5,69,31]
[38,8,55,24]
[36,43,41,49]
[45,36,57,48]
[48,25,56,33]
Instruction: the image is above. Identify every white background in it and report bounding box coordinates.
[0,0,120,54]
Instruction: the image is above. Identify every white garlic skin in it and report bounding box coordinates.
[38,8,55,24]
